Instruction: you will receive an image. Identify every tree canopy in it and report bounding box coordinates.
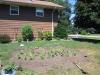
[43,0,66,6]
[75,0,100,33]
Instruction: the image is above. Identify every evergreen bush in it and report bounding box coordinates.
[54,12,68,39]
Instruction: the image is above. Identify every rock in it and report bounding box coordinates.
[20,44,24,47]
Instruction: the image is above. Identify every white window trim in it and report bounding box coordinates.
[36,8,44,17]
[10,5,19,15]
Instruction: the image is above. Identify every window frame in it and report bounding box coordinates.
[10,5,19,15]
[36,8,44,17]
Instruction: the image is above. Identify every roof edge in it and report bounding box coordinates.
[1,0,64,9]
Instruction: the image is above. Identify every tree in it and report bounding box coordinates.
[54,12,69,39]
[42,0,67,6]
[44,0,70,38]
[75,0,100,33]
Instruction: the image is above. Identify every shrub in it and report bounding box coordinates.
[43,31,52,41]
[80,30,88,35]
[54,25,68,39]
[16,36,23,43]
[67,26,77,34]
[0,34,11,43]
[87,28,96,34]
[37,31,44,40]
[21,25,33,41]
[54,12,69,39]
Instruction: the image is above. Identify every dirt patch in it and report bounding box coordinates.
[10,47,98,74]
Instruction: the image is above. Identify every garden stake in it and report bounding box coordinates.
[72,62,89,75]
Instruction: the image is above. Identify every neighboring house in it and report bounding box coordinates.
[0,0,63,40]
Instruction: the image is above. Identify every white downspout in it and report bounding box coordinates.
[52,10,54,37]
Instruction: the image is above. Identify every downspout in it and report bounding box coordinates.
[52,10,54,37]
[52,7,56,37]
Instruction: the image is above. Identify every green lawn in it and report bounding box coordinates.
[89,34,100,36]
[0,40,100,75]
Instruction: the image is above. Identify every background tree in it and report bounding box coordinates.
[75,0,100,33]
[42,0,67,6]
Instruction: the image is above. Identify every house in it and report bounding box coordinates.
[0,0,64,40]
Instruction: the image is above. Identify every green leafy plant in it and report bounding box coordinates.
[43,31,52,41]
[37,31,44,40]
[4,64,16,74]
[87,28,96,34]
[0,34,11,43]
[21,25,34,41]
[80,30,88,35]
[54,12,68,39]
[16,65,23,71]
[38,49,46,60]
[16,36,23,43]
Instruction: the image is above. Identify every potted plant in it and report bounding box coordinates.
[1,65,16,75]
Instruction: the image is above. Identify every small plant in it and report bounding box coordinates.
[0,34,11,43]
[39,50,46,60]
[16,65,23,71]
[4,64,16,74]
[43,31,52,41]
[16,36,23,43]
[37,31,44,40]
[21,25,34,41]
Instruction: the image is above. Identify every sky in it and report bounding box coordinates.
[68,0,77,5]
[68,0,77,24]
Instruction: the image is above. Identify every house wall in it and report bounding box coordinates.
[0,4,58,40]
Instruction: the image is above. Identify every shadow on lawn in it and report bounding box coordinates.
[73,38,100,44]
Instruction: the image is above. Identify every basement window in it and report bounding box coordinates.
[36,8,44,17]
[10,5,19,15]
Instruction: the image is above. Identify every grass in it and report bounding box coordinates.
[0,40,100,75]
[0,40,100,62]
[45,68,83,75]
[84,34,100,40]
[89,34,100,36]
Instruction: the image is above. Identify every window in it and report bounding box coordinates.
[10,5,19,15]
[36,8,44,17]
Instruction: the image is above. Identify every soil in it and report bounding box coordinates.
[10,48,98,74]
